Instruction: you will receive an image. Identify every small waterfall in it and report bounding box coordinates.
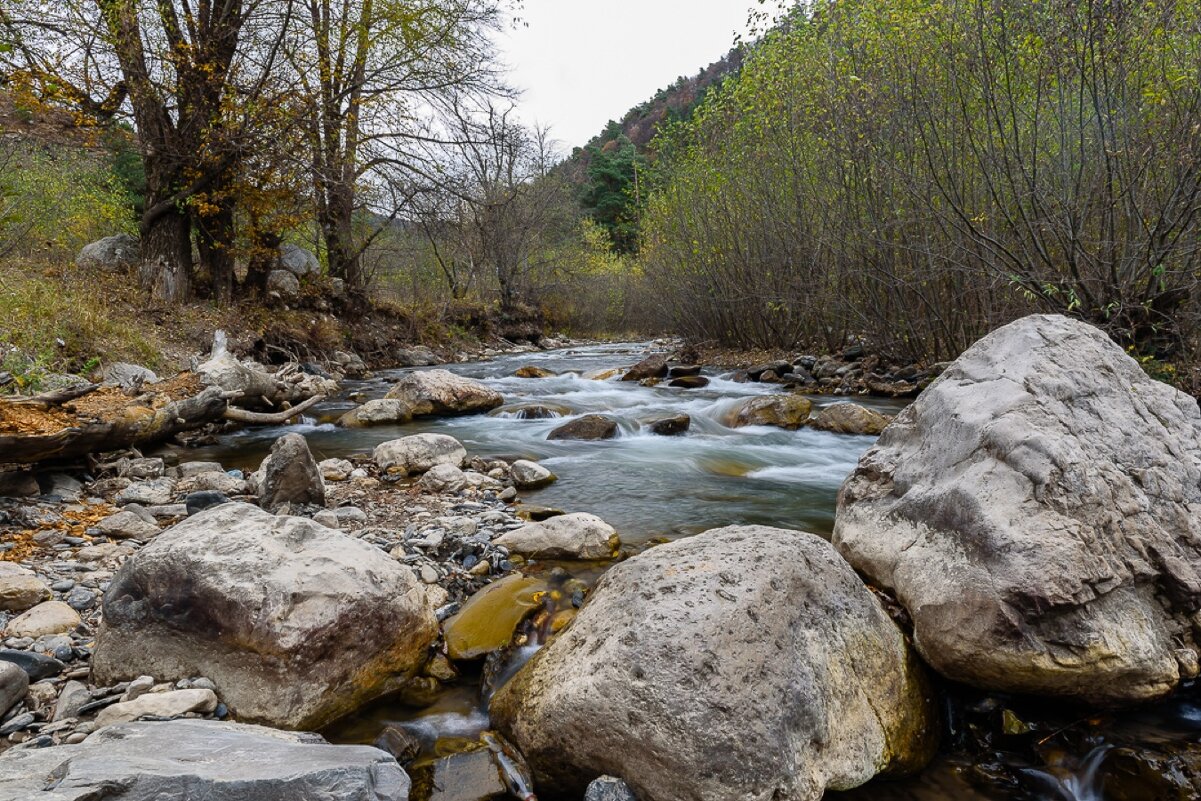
[1019,745,1111,801]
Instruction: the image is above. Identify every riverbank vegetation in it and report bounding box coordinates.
[640,0,1201,368]
[4,0,1201,391]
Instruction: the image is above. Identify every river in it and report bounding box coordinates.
[161,341,1201,801]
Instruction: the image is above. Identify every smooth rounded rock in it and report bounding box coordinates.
[510,460,556,489]
[338,399,413,428]
[547,415,618,441]
[493,513,619,560]
[0,574,51,612]
[0,662,28,719]
[418,463,468,494]
[6,601,80,638]
[374,434,468,477]
[491,525,937,801]
[91,503,438,730]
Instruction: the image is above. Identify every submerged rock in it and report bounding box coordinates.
[0,719,411,800]
[809,402,891,436]
[491,403,571,420]
[443,574,546,661]
[515,365,556,378]
[725,394,812,429]
[669,375,709,389]
[646,414,690,436]
[547,415,618,441]
[835,314,1201,704]
[409,746,507,801]
[385,369,503,417]
[494,513,619,561]
[91,503,437,729]
[491,525,936,800]
[622,354,669,382]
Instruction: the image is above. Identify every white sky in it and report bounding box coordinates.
[498,1,764,153]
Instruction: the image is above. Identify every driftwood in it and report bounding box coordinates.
[198,331,338,411]
[221,394,325,425]
[6,384,100,408]
[0,383,228,465]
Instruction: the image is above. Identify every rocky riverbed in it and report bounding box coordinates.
[1,317,1200,801]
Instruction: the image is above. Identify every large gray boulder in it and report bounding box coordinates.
[834,314,1201,704]
[266,269,301,299]
[278,243,320,276]
[91,503,437,730]
[75,233,139,271]
[0,719,410,801]
[256,433,325,512]
[385,369,502,417]
[490,525,937,801]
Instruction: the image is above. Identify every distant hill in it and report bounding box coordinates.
[562,46,745,253]
[562,46,744,178]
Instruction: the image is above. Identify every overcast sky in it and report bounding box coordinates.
[498,1,763,153]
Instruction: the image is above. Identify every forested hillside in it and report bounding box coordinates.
[564,48,744,254]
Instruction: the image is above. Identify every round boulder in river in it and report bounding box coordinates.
[724,394,812,429]
[91,503,438,730]
[547,414,618,441]
[809,402,891,436]
[835,313,1201,703]
[385,368,503,416]
[490,525,937,800]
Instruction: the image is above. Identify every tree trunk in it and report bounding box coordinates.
[322,185,363,289]
[196,200,236,305]
[139,202,192,303]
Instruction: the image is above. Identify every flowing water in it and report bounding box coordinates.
[174,341,905,543]
[161,341,1201,801]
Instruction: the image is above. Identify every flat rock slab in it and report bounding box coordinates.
[0,719,410,801]
[835,314,1201,703]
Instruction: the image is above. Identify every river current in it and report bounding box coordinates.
[162,341,1201,801]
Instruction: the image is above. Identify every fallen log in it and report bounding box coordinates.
[221,394,325,425]
[0,374,228,464]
